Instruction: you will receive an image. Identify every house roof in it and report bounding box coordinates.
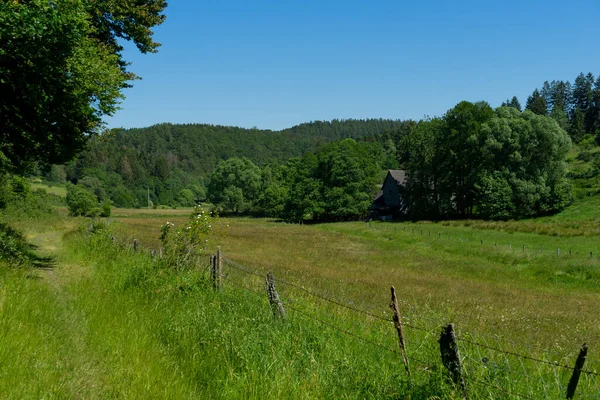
[388,170,406,185]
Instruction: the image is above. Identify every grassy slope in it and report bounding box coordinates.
[30,182,67,197]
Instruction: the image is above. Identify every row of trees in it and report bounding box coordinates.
[203,102,572,222]
[207,140,385,222]
[522,72,600,143]
[59,119,408,208]
[400,102,572,220]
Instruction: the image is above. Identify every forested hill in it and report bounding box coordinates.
[63,119,409,207]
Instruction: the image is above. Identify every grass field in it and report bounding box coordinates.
[2,196,600,398]
[111,201,600,352]
[30,182,67,197]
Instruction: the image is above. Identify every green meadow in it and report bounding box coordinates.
[2,196,600,398]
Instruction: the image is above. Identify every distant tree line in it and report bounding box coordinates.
[53,119,407,208]
[206,102,572,222]
[207,139,385,222]
[521,72,600,143]
[398,102,571,220]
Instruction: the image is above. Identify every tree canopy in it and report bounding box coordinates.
[400,103,571,220]
[0,0,166,172]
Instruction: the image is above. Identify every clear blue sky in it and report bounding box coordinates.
[106,0,600,131]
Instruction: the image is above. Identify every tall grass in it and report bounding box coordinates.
[54,225,450,398]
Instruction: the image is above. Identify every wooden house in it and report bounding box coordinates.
[371,170,407,219]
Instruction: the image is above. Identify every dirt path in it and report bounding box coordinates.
[24,219,107,399]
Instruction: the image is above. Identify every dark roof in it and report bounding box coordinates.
[388,170,406,185]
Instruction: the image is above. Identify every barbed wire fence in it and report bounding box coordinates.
[205,252,600,399]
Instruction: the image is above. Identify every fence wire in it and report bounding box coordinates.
[218,255,598,399]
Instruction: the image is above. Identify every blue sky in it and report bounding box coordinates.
[106,0,600,131]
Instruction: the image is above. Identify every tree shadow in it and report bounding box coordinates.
[25,243,57,270]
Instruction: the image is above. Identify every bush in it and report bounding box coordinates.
[66,184,98,216]
[159,206,218,270]
[0,223,32,265]
[100,202,111,217]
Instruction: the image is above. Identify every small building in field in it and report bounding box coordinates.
[371,170,407,219]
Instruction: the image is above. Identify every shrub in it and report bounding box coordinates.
[0,223,32,265]
[100,202,111,217]
[66,184,98,216]
[159,206,218,270]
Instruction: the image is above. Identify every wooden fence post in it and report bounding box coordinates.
[151,249,156,259]
[439,323,467,399]
[133,239,138,252]
[265,272,286,319]
[216,250,222,290]
[390,286,411,384]
[210,254,217,289]
[566,343,588,399]
[558,248,561,257]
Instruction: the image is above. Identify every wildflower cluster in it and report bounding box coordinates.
[159,206,218,270]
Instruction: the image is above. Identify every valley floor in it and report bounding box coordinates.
[2,201,600,398]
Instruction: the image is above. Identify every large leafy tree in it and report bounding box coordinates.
[207,157,261,213]
[401,102,571,220]
[439,101,494,217]
[0,0,166,172]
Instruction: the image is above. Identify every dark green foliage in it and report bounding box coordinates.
[501,96,522,112]
[0,223,32,265]
[439,101,495,217]
[526,89,547,116]
[66,184,98,217]
[273,140,382,222]
[0,175,59,218]
[0,0,166,172]
[526,72,600,143]
[100,202,112,218]
[207,157,261,213]
[68,119,407,208]
[401,102,571,220]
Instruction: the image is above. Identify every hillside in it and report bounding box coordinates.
[61,119,409,207]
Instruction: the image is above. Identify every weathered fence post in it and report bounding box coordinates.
[216,250,222,290]
[210,254,217,289]
[439,323,467,399]
[265,272,286,319]
[390,286,411,384]
[566,343,588,399]
[151,249,156,259]
[509,243,512,250]
[133,239,138,252]
[558,248,561,257]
